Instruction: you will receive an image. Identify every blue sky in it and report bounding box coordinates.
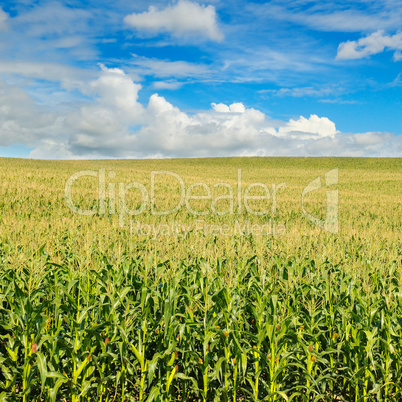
[0,0,401,158]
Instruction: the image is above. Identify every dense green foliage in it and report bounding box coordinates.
[1,254,402,401]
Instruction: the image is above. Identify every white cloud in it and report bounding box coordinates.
[128,54,211,78]
[336,30,402,60]
[0,66,400,159]
[124,0,224,42]
[0,8,8,31]
[389,73,402,87]
[12,2,92,38]
[393,50,402,61]
[0,79,59,147]
[0,3,102,63]
[278,115,338,140]
[292,10,398,33]
[0,61,98,91]
[261,86,337,98]
[249,2,402,33]
[87,64,144,119]
[353,131,390,146]
[212,102,246,113]
[212,103,230,113]
[153,81,183,90]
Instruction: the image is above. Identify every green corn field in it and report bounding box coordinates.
[0,156,401,401]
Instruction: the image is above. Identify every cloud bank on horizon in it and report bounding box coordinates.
[0,0,401,159]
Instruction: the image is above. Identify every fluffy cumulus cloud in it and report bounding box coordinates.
[278,115,338,140]
[124,0,224,42]
[212,103,246,113]
[0,66,401,159]
[337,30,402,60]
[87,64,144,120]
